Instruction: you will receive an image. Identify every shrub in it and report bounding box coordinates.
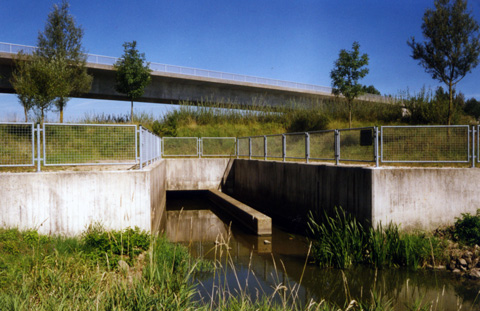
[453,210,480,246]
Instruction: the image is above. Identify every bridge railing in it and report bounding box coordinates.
[0,41,393,104]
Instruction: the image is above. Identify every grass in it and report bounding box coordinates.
[0,226,441,311]
[307,207,445,270]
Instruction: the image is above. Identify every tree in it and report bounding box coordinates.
[114,41,152,123]
[362,85,381,95]
[11,54,65,124]
[330,41,369,128]
[407,0,480,125]
[37,0,92,123]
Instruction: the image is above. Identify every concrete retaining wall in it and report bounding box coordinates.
[229,160,373,231]
[229,160,480,231]
[166,158,232,190]
[372,168,480,230]
[0,160,166,236]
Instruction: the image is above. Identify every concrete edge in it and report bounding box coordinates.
[206,189,272,236]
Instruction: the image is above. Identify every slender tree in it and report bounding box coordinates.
[11,54,64,124]
[114,41,152,123]
[330,41,369,128]
[37,0,92,122]
[407,0,480,125]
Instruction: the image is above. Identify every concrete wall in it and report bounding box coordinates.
[229,160,480,231]
[0,160,166,236]
[372,168,480,230]
[229,160,373,231]
[166,158,232,190]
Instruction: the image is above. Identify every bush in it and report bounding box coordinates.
[453,210,480,246]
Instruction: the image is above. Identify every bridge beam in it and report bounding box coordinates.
[0,52,336,109]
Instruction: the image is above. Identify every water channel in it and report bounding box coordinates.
[165,191,480,310]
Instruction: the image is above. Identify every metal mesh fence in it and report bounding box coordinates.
[309,130,335,161]
[202,137,236,156]
[237,137,250,157]
[251,136,265,158]
[162,137,198,157]
[266,134,283,158]
[43,124,137,165]
[381,126,469,162]
[0,122,35,166]
[140,128,161,166]
[338,128,375,162]
[285,133,305,159]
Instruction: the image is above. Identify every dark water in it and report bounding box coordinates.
[166,191,480,310]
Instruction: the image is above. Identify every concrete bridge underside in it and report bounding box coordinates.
[0,52,336,109]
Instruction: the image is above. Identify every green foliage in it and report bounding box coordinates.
[286,108,329,132]
[80,225,150,267]
[114,40,152,122]
[330,41,370,128]
[464,97,480,119]
[36,0,92,123]
[401,86,464,124]
[308,207,442,269]
[453,209,480,246]
[407,0,480,125]
[362,85,381,95]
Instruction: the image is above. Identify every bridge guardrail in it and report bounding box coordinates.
[0,41,394,104]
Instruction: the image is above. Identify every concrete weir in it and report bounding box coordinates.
[1,158,480,235]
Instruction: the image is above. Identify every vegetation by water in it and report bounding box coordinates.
[307,208,445,270]
[0,225,442,311]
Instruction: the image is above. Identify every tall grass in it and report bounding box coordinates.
[308,207,444,270]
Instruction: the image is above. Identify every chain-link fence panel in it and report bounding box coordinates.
[43,124,137,165]
[266,134,283,159]
[309,130,335,161]
[202,137,236,157]
[162,137,198,157]
[338,128,375,162]
[285,133,305,159]
[381,126,469,162]
[0,122,35,166]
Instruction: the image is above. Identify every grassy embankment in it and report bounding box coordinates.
[0,225,439,311]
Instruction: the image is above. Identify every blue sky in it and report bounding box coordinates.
[1,0,480,121]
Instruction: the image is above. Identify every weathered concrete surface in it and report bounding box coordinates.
[207,189,272,236]
[372,168,480,230]
[0,160,166,235]
[228,160,372,231]
[228,160,480,231]
[149,160,167,233]
[166,158,232,190]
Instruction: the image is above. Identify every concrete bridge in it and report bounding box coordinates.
[0,42,391,108]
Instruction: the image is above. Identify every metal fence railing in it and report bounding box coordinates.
[236,125,478,167]
[0,41,394,104]
[2,122,480,171]
[0,122,35,167]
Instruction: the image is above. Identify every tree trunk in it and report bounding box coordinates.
[348,99,352,129]
[60,107,64,123]
[448,82,453,126]
[41,108,45,125]
[24,106,28,122]
[131,100,134,123]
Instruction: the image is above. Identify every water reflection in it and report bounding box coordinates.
[166,191,480,310]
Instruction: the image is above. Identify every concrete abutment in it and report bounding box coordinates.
[1,158,479,235]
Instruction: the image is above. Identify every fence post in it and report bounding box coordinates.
[305,132,310,163]
[249,137,252,160]
[264,135,267,161]
[334,130,340,165]
[472,126,476,168]
[236,138,239,159]
[282,134,286,162]
[139,126,143,169]
[36,123,41,172]
[374,127,379,167]
[199,138,202,158]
